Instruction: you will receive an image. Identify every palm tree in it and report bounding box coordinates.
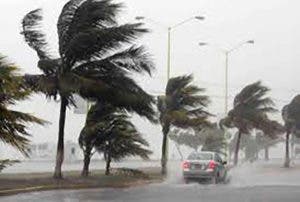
[96,116,151,176]
[0,56,45,155]
[220,81,278,166]
[158,75,211,175]
[79,102,151,176]
[21,0,155,178]
[79,102,120,177]
[282,95,300,167]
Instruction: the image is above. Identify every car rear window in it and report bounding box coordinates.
[187,153,213,160]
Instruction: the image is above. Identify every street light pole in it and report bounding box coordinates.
[136,16,205,81]
[199,40,254,114]
[167,27,171,80]
[225,51,229,114]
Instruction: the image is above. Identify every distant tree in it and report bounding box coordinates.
[220,81,279,166]
[158,75,211,175]
[79,102,152,176]
[200,126,226,155]
[169,124,225,157]
[256,129,284,161]
[0,56,45,155]
[169,129,202,152]
[228,129,283,163]
[282,95,300,167]
[21,0,155,178]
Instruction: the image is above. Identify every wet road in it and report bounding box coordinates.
[2,184,300,202]
[2,160,300,202]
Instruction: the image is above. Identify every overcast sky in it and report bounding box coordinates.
[0,0,300,158]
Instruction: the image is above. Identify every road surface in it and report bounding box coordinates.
[2,160,300,202]
[2,184,300,202]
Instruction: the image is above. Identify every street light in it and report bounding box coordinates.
[199,40,254,114]
[135,15,205,81]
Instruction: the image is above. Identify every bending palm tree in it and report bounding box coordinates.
[220,81,278,166]
[79,102,151,176]
[158,75,211,175]
[95,111,151,175]
[0,56,45,155]
[21,0,155,178]
[79,102,119,176]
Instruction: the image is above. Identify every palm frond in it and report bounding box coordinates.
[64,24,148,65]
[166,75,193,96]
[159,74,211,131]
[37,58,61,76]
[21,9,49,59]
[64,70,157,122]
[225,81,278,135]
[23,74,59,99]
[57,0,122,55]
[0,160,20,172]
[98,46,154,75]
[57,0,85,55]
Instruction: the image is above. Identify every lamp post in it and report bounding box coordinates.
[199,40,254,114]
[136,16,205,81]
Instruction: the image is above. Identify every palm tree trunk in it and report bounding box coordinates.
[264,146,269,161]
[161,123,170,176]
[81,146,92,177]
[53,96,68,179]
[233,131,242,166]
[284,131,290,168]
[105,151,111,176]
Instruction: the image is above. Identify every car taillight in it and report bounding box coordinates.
[208,160,216,169]
[182,161,190,169]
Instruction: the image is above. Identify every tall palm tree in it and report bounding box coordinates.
[0,56,45,155]
[282,95,300,167]
[158,75,211,175]
[79,101,151,176]
[220,81,278,166]
[21,0,155,178]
